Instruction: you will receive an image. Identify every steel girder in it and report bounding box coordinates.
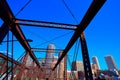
[0,60,7,77]
[0,0,42,70]
[15,18,77,30]
[53,0,106,71]
[11,53,42,79]
[0,23,9,43]
[80,33,93,80]
[0,53,21,66]
[0,53,35,79]
[0,53,21,79]
[0,0,106,79]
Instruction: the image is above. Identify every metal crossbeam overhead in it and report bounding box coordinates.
[15,18,77,30]
[53,0,106,70]
[31,48,63,53]
[0,0,42,70]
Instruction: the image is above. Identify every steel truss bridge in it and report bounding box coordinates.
[0,0,106,80]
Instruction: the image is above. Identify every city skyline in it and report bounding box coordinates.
[0,44,119,71]
[0,0,120,70]
[41,44,119,71]
[1,0,120,79]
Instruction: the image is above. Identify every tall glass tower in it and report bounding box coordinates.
[92,56,100,70]
[105,55,118,71]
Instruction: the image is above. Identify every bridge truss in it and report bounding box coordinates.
[0,0,106,80]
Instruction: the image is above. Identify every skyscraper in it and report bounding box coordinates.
[45,44,55,66]
[92,56,100,70]
[58,51,64,79]
[45,44,55,79]
[53,56,58,62]
[105,55,118,71]
[72,61,84,71]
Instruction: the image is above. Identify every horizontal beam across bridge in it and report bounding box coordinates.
[14,18,77,30]
[31,48,63,53]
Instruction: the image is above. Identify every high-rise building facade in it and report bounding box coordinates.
[58,51,64,79]
[53,56,58,62]
[45,44,55,66]
[92,56,100,70]
[72,61,84,71]
[105,55,118,70]
[45,44,55,79]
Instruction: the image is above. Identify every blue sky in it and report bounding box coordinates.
[0,0,120,70]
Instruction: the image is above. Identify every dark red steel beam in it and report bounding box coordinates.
[31,48,63,53]
[53,0,106,70]
[0,61,7,78]
[0,23,9,43]
[0,0,42,70]
[0,61,7,75]
[80,33,93,80]
[15,18,77,30]
[0,0,14,24]
[0,0,13,43]
[11,26,42,69]
[0,53,21,66]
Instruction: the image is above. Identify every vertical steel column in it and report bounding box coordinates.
[64,55,67,80]
[80,32,93,80]
[6,32,9,80]
[11,33,14,79]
